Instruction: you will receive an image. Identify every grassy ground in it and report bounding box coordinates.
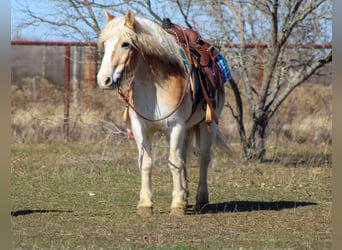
[11,140,332,249]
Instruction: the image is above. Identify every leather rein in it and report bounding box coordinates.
[117,64,193,122]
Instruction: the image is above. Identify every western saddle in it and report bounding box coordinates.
[162,18,223,124]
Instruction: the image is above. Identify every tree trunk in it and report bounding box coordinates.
[227,78,269,161]
[243,114,269,160]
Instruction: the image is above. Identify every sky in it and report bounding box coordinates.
[11,0,186,41]
[11,0,80,41]
[11,0,332,43]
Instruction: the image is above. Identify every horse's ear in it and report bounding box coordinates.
[124,10,135,30]
[104,10,115,22]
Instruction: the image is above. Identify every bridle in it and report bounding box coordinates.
[117,65,192,122]
[116,28,194,123]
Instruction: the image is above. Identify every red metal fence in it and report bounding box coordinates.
[11,40,332,141]
[12,41,97,141]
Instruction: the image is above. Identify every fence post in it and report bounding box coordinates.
[257,44,264,87]
[72,47,79,109]
[64,45,71,142]
[84,46,97,88]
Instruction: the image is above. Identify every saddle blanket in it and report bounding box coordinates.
[214,52,232,83]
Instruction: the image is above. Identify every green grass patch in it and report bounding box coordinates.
[11,142,331,249]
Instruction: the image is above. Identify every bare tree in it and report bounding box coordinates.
[198,0,332,159]
[12,0,332,160]
[152,0,332,161]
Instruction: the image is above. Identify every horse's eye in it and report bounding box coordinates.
[121,42,131,49]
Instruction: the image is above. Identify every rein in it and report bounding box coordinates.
[118,65,193,122]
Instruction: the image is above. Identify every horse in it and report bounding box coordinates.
[97,10,226,216]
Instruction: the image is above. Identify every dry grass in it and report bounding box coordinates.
[11,76,128,142]
[11,76,332,148]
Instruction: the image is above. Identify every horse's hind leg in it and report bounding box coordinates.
[196,122,218,212]
[181,128,194,201]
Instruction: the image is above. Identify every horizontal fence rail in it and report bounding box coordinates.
[223,43,332,49]
[11,40,332,48]
[11,41,97,46]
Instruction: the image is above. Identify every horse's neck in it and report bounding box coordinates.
[134,55,184,88]
[131,55,186,112]
[132,61,164,107]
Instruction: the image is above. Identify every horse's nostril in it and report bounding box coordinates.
[105,77,112,85]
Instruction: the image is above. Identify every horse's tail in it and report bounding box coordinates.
[215,129,232,155]
[189,126,232,156]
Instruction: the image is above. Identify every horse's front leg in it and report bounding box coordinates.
[133,128,153,216]
[169,123,187,216]
[137,144,153,216]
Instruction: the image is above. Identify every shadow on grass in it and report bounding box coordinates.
[11,209,73,217]
[11,201,317,217]
[187,201,317,215]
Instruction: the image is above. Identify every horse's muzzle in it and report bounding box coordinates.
[97,75,120,90]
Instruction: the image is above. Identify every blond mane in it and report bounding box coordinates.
[98,15,183,66]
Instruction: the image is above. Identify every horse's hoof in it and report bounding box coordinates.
[137,206,153,216]
[170,207,186,216]
[195,202,209,214]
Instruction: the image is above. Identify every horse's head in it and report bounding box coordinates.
[97,10,139,90]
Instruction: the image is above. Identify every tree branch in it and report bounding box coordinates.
[84,0,101,35]
[176,0,193,29]
[67,0,99,36]
[279,0,326,47]
[268,50,332,118]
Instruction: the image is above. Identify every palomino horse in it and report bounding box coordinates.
[97,10,225,216]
